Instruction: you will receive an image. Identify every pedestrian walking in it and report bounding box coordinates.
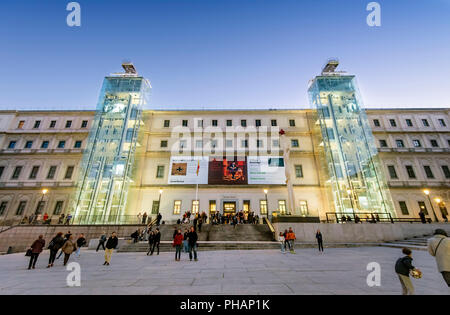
[316,229,324,253]
[75,233,87,257]
[104,232,118,266]
[61,235,77,266]
[427,229,450,287]
[57,231,72,259]
[286,227,296,253]
[146,230,155,255]
[150,228,161,255]
[278,232,285,254]
[187,226,198,261]
[395,248,420,295]
[173,229,183,261]
[47,232,64,268]
[96,232,107,251]
[28,235,45,270]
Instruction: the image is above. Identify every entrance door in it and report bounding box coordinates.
[223,202,236,215]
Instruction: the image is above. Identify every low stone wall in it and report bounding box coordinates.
[0,224,145,253]
[272,222,450,243]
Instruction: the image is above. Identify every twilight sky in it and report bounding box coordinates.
[0,0,449,110]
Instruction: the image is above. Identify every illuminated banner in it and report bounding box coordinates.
[208,157,247,185]
[248,156,286,185]
[168,156,208,184]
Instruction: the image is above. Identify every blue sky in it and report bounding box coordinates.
[0,0,449,110]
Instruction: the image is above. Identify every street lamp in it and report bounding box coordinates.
[158,189,163,215]
[263,189,269,219]
[423,189,439,222]
[37,188,48,214]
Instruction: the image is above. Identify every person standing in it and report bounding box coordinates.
[316,229,324,253]
[150,228,161,255]
[146,230,155,256]
[198,216,203,233]
[65,213,72,225]
[286,227,296,253]
[183,229,189,253]
[278,232,285,254]
[57,231,72,259]
[427,229,450,287]
[156,212,162,226]
[75,233,86,257]
[395,248,418,295]
[173,229,183,261]
[96,232,107,252]
[61,235,77,266]
[142,212,148,225]
[47,232,64,268]
[28,235,45,270]
[193,214,198,231]
[187,226,198,262]
[104,232,118,266]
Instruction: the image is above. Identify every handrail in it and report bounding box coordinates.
[263,217,276,241]
[325,212,422,224]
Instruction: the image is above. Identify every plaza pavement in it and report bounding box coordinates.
[0,247,448,295]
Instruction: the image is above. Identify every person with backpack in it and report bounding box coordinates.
[173,229,183,261]
[28,235,45,270]
[427,229,450,287]
[75,233,87,257]
[395,248,420,295]
[47,232,64,268]
[96,232,107,252]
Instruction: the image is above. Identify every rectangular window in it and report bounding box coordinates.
[271,119,277,127]
[405,119,413,127]
[211,139,217,148]
[0,166,4,179]
[295,165,303,178]
[226,140,233,148]
[49,120,56,128]
[35,201,45,215]
[57,141,66,148]
[226,120,232,127]
[405,165,416,179]
[289,119,296,127]
[16,201,27,215]
[0,201,7,216]
[412,140,421,147]
[17,121,25,129]
[255,119,261,127]
[373,119,380,127]
[156,165,164,178]
[196,140,203,148]
[422,119,430,127]
[64,166,74,179]
[53,201,64,215]
[73,141,82,148]
[212,120,218,127]
[291,139,299,147]
[442,165,450,179]
[41,141,49,149]
[389,119,397,127]
[387,165,398,179]
[430,139,439,147]
[423,165,434,179]
[241,120,247,127]
[438,119,446,127]
[272,139,279,148]
[256,140,263,148]
[418,201,428,215]
[11,166,22,179]
[33,120,41,129]
[179,140,186,149]
[241,140,248,148]
[260,200,267,215]
[197,120,203,128]
[209,200,216,214]
[192,200,199,214]
[379,140,387,147]
[278,200,287,214]
[8,141,16,149]
[299,201,308,216]
[81,120,88,128]
[47,166,57,179]
[399,201,409,215]
[182,120,188,127]
[163,120,170,128]
[160,140,168,148]
[152,201,160,214]
[24,141,33,149]
[65,120,72,128]
[396,139,404,148]
[173,200,182,215]
[29,166,40,179]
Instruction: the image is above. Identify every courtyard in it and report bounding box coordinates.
[0,247,448,295]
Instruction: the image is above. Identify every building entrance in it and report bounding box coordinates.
[223,202,237,215]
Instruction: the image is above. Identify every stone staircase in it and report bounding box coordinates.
[378,235,431,251]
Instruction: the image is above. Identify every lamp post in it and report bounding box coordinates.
[263,189,269,219]
[423,189,439,222]
[158,189,163,215]
[36,188,48,215]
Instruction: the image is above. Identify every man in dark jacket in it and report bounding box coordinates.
[104,232,118,266]
[156,213,162,226]
[28,235,45,270]
[150,228,161,255]
[187,226,198,261]
[395,248,417,295]
[47,232,64,268]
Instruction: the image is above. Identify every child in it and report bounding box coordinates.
[278,232,285,253]
[395,248,419,295]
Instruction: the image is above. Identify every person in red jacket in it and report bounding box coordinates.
[173,229,183,261]
[28,235,45,270]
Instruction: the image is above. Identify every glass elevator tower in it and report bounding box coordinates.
[72,63,151,224]
[308,60,395,219]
